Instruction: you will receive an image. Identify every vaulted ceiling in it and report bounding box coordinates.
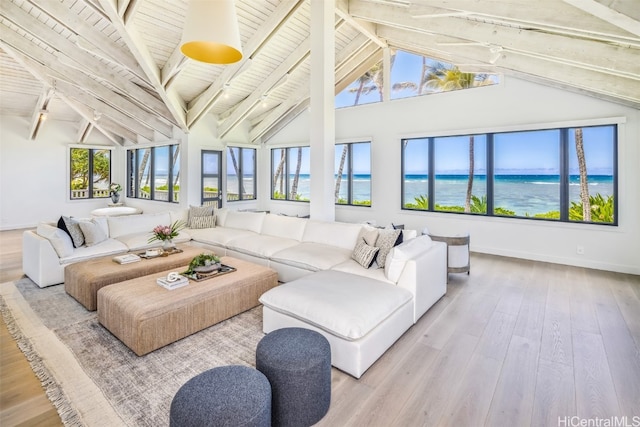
[1,0,638,146]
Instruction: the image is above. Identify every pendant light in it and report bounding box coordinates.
[181,0,243,64]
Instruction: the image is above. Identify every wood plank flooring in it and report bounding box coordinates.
[0,228,638,426]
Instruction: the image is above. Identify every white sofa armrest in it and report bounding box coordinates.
[396,241,447,323]
[22,230,65,288]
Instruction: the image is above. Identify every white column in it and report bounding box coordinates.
[309,0,335,221]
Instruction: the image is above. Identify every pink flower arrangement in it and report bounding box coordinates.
[148,220,184,243]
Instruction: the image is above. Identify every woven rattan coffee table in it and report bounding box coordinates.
[97,256,279,356]
[64,245,205,310]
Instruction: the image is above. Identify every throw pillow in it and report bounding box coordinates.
[190,215,216,229]
[78,219,108,246]
[351,240,380,268]
[357,225,379,247]
[57,216,85,248]
[375,228,402,268]
[188,205,214,227]
[36,223,74,258]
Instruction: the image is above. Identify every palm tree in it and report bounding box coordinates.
[574,128,591,221]
[422,63,490,211]
[290,147,302,199]
[335,145,348,202]
[228,148,245,197]
[273,149,286,197]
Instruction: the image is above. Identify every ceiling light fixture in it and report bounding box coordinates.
[180,0,243,64]
[39,109,48,121]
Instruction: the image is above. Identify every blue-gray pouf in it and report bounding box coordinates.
[256,328,331,427]
[170,365,271,427]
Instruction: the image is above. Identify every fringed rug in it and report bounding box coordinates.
[0,278,266,426]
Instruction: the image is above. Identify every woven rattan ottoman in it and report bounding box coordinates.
[97,256,279,356]
[65,245,204,310]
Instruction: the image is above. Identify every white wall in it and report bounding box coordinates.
[265,76,640,275]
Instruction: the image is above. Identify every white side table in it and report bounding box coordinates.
[428,233,470,275]
[91,206,142,217]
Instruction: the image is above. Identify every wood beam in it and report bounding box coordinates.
[336,0,388,48]
[62,97,127,145]
[96,0,188,130]
[76,119,94,143]
[562,0,640,37]
[186,0,305,128]
[28,88,54,140]
[379,25,640,107]
[351,1,640,80]
[26,0,150,85]
[0,22,172,138]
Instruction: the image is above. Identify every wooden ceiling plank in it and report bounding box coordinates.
[0,25,169,138]
[412,0,640,42]
[218,36,312,138]
[187,0,306,128]
[27,0,150,84]
[562,0,640,37]
[3,1,172,122]
[351,1,640,82]
[61,96,127,145]
[96,0,188,130]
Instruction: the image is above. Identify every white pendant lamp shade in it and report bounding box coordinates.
[181,0,243,64]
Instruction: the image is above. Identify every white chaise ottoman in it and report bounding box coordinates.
[259,270,415,378]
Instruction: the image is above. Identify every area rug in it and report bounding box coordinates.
[0,277,266,426]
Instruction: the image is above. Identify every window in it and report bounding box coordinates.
[271,146,311,201]
[227,147,256,202]
[335,142,371,206]
[402,124,617,225]
[70,147,111,199]
[202,150,222,207]
[127,144,180,203]
[335,50,500,108]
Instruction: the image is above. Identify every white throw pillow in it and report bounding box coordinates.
[37,223,74,257]
[224,211,266,233]
[78,219,108,246]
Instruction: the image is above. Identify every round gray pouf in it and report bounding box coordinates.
[170,365,271,427]
[256,328,331,427]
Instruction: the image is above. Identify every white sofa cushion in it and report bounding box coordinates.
[59,239,128,265]
[226,234,301,258]
[302,220,362,251]
[259,270,413,340]
[107,212,171,238]
[331,259,393,284]
[186,227,256,247]
[224,211,266,233]
[116,230,191,251]
[261,215,307,241]
[270,243,352,271]
[385,235,433,283]
[36,223,74,258]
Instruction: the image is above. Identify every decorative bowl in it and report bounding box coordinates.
[193,263,221,273]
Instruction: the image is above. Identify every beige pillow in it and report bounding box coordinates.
[375,228,402,268]
[188,205,215,227]
[190,215,216,229]
[78,219,108,246]
[351,240,380,268]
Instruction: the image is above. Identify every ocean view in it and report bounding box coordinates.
[265,174,613,216]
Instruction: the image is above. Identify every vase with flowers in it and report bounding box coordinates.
[109,183,122,204]
[148,220,185,252]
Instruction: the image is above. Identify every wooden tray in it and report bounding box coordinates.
[138,247,184,259]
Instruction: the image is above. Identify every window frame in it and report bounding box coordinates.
[226,146,257,202]
[68,145,113,200]
[335,141,371,207]
[201,150,222,208]
[401,122,618,226]
[126,143,181,203]
[270,146,310,202]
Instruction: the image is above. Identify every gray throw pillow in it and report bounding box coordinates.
[78,219,108,246]
[352,240,379,268]
[190,215,216,229]
[376,228,402,268]
[188,205,215,227]
[58,216,85,248]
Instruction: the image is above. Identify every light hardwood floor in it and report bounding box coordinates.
[1,228,638,426]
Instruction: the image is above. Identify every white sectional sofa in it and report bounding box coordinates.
[23,207,447,378]
[23,211,191,288]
